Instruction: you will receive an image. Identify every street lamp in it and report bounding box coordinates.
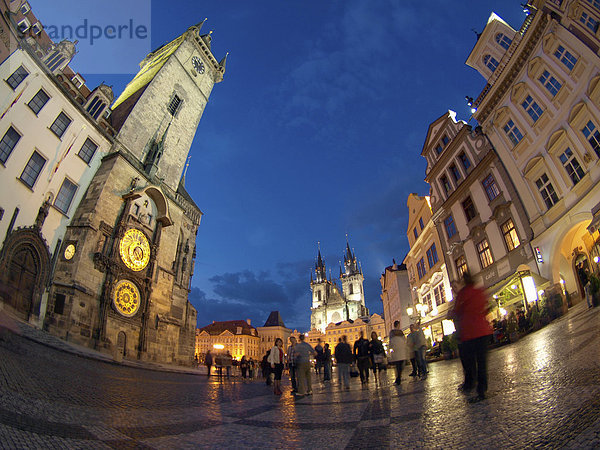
[406,306,414,316]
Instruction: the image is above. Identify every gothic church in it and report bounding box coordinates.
[310,242,369,333]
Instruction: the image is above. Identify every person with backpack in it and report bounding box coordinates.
[334,335,353,389]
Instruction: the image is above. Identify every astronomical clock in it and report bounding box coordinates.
[119,228,151,272]
[113,280,141,317]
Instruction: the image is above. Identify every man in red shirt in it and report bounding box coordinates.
[453,272,493,403]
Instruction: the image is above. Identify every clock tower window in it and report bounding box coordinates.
[167,94,182,116]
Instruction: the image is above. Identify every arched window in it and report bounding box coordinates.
[484,55,499,72]
[87,96,106,119]
[495,33,512,50]
[46,51,66,72]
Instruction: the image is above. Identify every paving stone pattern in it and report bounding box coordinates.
[0,304,599,448]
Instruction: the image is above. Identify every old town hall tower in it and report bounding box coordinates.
[310,241,368,333]
[44,21,226,365]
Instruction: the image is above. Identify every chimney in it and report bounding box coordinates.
[246,319,251,325]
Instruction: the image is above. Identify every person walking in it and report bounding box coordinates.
[205,350,213,377]
[268,338,285,395]
[334,335,353,390]
[248,358,255,379]
[323,343,332,382]
[287,336,298,394]
[368,331,386,386]
[388,320,408,385]
[294,334,316,397]
[353,331,371,384]
[453,271,493,403]
[240,355,248,379]
[409,324,428,379]
[406,327,418,377]
[314,339,324,376]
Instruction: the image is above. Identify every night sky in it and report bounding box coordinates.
[30,1,526,331]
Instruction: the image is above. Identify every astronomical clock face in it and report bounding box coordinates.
[64,244,76,260]
[113,280,141,317]
[119,228,150,272]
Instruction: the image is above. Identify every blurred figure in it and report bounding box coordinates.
[294,334,316,397]
[205,350,213,377]
[334,335,353,389]
[287,336,298,393]
[408,324,428,379]
[323,343,332,381]
[453,272,493,403]
[388,320,408,385]
[314,338,324,375]
[240,355,248,379]
[353,331,371,384]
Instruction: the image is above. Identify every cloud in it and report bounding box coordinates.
[190,265,312,331]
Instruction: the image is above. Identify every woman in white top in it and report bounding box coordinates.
[267,338,285,395]
[388,320,409,385]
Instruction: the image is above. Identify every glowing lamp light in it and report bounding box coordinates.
[213,344,224,350]
[537,289,544,297]
[499,308,508,316]
[511,284,518,290]
[442,319,456,335]
[493,294,498,299]
[522,275,538,303]
[406,306,414,316]
[560,279,565,285]
[594,256,600,263]
[470,107,477,114]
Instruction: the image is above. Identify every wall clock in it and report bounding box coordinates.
[119,228,150,271]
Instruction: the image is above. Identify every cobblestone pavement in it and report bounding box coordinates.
[0,304,599,449]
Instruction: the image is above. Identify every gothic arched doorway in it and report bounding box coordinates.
[0,228,51,321]
[6,247,37,319]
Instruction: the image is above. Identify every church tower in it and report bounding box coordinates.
[44,21,226,365]
[310,250,328,330]
[340,241,365,306]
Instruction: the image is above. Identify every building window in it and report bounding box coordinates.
[77,138,98,164]
[442,135,450,147]
[538,70,562,97]
[559,148,585,185]
[426,243,438,269]
[50,112,72,138]
[503,119,524,146]
[31,22,42,35]
[458,152,471,171]
[482,174,500,201]
[582,120,600,157]
[587,0,600,9]
[27,89,50,114]
[444,215,457,238]
[477,239,494,268]
[521,95,544,122]
[0,126,21,164]
[54,178,78,213]
[168,94,182,116]
[46,51,67,72]
[419,217,424,231]
[495,33,512,50]
[456,255,467,278]
[423,293,433,311]
[20,151,46,188]
[483,54,499,72]
[580,12,599,32]
[54,293,65,315]
[554,45,577,71]
[440,174,452,196]
[535,173,559,210]
[6,65,28,89]
[462,196,477,222]
[87,97,106,120]
[413,227,418,240]
[17,18,30,33]
[501,219,521,251]
[449,164,462,183]
[417,258,427,279]
[433,283,446,306]
[435,144,443,155]
[20,2,31,14]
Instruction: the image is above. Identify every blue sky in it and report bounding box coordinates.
[31,1,526,331]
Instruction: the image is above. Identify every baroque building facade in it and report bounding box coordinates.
[195,319,260,362]
[310,243,369,333]
[403,193,454,343]
[468,0,600,302]
[44,22,227,365]
[257,310,292,356]
[423,111,536,319]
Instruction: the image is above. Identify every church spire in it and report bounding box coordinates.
[314,245,326,283]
